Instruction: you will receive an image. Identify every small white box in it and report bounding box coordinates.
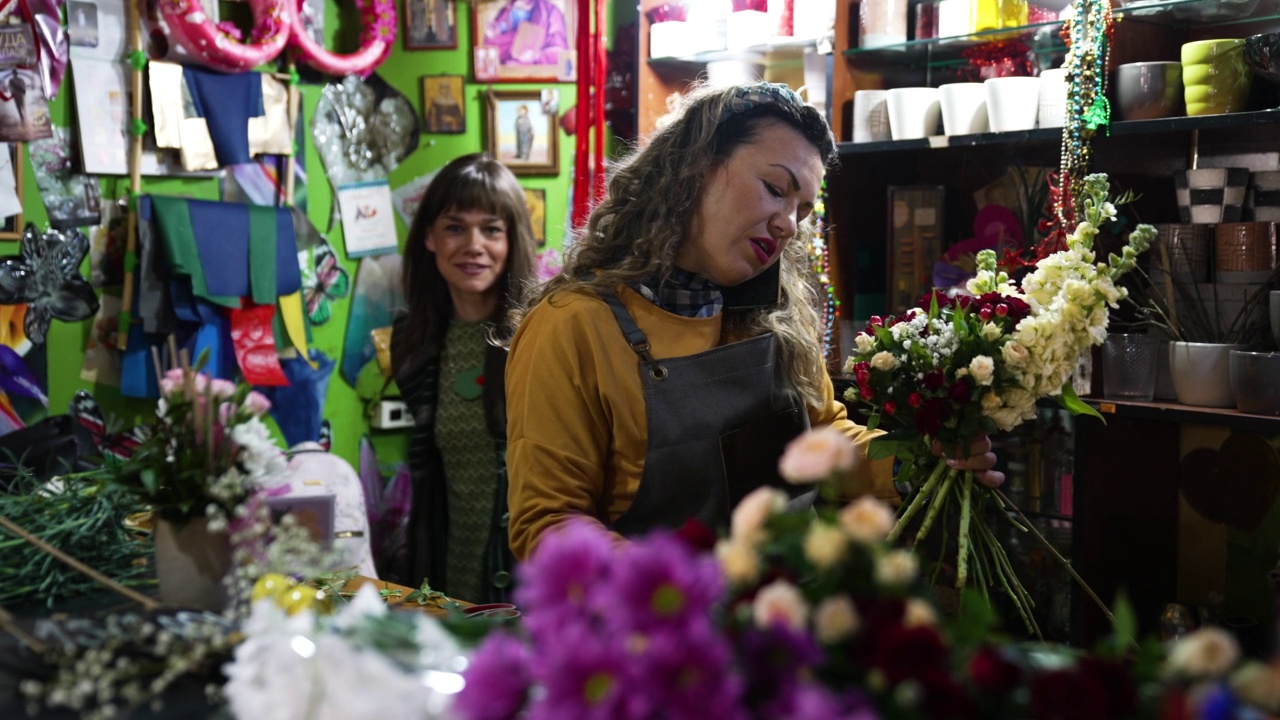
[370,400,415,430]
[938,0,974,40]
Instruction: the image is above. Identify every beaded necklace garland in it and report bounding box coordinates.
[812,181,839,361]
[1054,0,1115,236]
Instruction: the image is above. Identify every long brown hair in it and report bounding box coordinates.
[507,83,837,407]
[394,153,538,377]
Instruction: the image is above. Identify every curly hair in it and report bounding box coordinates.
[506,82,838,407]
[394,153,538,377]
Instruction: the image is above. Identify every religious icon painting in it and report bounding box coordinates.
[485,89,558,176]
[404,0,457,49]
[523,188,546,246]
[472,0,577,82]
[421,75,465,134]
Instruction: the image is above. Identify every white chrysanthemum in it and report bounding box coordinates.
[231,418,288,482]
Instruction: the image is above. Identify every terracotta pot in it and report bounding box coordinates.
[153,516,232,610]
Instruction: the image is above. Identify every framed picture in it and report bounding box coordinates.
[486,89,558,176]
[404,0,457,50]
[0,143,23,240]
[523,188,546,246]
[472,0,577,83]
[421,74,465,133]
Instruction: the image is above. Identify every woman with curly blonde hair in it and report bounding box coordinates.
[504,82,1001,558]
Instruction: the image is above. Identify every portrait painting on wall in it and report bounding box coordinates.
[405,0,457,49]
[472,0,577,83]
[421,75,465,133]
[486,90,558,176]
[523,187,545,246]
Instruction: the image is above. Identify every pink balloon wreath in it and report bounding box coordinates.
[288,0,396,77]
[160,0,294,73]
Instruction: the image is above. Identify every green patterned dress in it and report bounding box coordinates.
[435,320,495,603]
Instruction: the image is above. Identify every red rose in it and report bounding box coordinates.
[872,625,949,685]
[978,306,993,321]
[1029,668,1109,720]
[995,303,1009,317]
[674,517,717,552]
[869,316,884,328]
[968,645,1023,695]
[1079,657,1137,717]
[919,670,978,720]
[914,398,952,437]
[908,392,923,408]
[948,379,972,406]
[924,369,946,391]
[884,401,897,415]
[917,290,953,311]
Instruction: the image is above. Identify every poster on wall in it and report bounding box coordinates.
[0,68,52,142]
[337,180,398,258]
[472,0,576,82]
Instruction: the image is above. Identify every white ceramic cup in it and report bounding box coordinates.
[852,89,891,143]
[1037,68,1069,129]
[984,76,1042,132]
[886,87,942,140]
[939,82,988,135]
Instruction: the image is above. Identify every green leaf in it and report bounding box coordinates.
[949,586,1000,653]
[1103,590,1137,657]
[868,437,911,460]
[140,469,158,496]
[1058,381,1105,424]
[866,413,880,432]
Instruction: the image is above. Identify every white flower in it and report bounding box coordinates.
[1167,627,1241,679]
[903,598,938,628]
[875,549,918,586]
[981,322,1003,341]
[968,355,995,386]
[838,495,897,544]
[730,486,788,543]
[803,521,848,569]
[813,595,860,644]
[715,538,762,585]
[752,579,809,631]
[1001,341,1029,367]
[778,426,855,485]
[231,418,288,482]
[854,332,875,354]
[870,351,899,371]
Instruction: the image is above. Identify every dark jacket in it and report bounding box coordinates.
[392,318,515,603]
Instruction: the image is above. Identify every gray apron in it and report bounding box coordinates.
[599,288,816,537]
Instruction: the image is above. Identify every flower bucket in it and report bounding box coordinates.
[1169,341,1245,408]
[153,516,232,610]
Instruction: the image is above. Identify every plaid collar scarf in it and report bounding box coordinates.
[636,266,723,318]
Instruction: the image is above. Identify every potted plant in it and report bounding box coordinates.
[108,354,286,609]
[1129,242,1278,408]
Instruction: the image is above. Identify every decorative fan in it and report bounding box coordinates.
[0,224,99,345]
[300,241,350,326]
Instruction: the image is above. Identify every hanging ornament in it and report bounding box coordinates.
[0,225,99,345]
[287,0,397,77]
[160,0,294,73]
[810,180,839,362]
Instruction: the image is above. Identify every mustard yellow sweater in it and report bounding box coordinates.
[505,284,895,560]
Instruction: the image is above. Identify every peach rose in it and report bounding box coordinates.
[803,521,848,570]
[814,595,860,644]
[1168,627,1240,679]
[838,495,897,545]
[875,549,919,587]
[730,486,787,543]
[778,426,856,485]
[752,579,809,632]
[715,537,761,585]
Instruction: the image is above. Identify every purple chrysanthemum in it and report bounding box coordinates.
[527,625,646,720]
[767,682,882,720]
[454,632,531,720]
[634,625,747,720]
[515,518,616,640]
[605,531,723,633]
[737,625,825,709]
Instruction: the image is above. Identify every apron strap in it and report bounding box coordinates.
[597,287,669,381]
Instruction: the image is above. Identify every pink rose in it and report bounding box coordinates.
[731,486,787,544]
[778,426,856,484]
[752,579,809,631]
[210,378,237,400]
[243,391,272,416]
[838,495,897,544]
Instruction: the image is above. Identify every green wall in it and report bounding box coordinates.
[13,1,576,469]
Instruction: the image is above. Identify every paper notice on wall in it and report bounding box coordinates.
[390,170,437,227]
[336,180,398,258]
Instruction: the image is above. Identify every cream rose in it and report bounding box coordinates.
[778,426,855,485]
[838,495,897,544]
[854,332,875,354]
[968,355,995,386]
[875,549,919,587]
[715,538,761,585]
[903,598,937,628]
[730,486,788,543]
[752,579,809,631]
[813,595,860,644]
[1167,627,1240,679]
[870,351,899,371]
[1001,341,1029,367]
[803,522,848,570]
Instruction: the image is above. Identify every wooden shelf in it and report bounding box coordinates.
[1085,398,1280,433]
[836,108,1280,155]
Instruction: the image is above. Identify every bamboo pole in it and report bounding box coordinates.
[117,0,145,350]
[284,58,298,207]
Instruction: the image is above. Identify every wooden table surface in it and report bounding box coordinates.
[343,576,472,617]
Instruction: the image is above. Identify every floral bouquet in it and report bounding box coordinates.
[109,356,285,527]
[842,173,1156,634]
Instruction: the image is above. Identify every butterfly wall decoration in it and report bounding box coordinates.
[299,240,350,326]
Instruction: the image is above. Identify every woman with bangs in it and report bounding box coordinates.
[392,153,537,601]
[504,83,1004,559]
